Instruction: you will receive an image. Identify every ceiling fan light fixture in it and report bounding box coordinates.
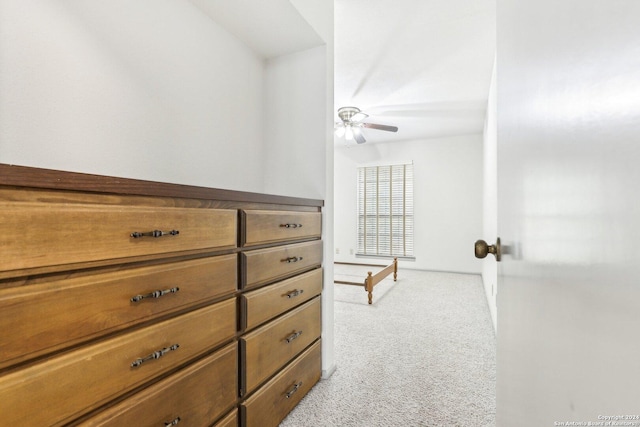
[345,125,354,140]
[335,126,346,138]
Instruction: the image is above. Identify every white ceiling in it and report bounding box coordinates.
[188,0,325,58]
[335,0,496,144]
[196,0,496,145]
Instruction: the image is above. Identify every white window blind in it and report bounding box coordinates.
[357,163,414,257]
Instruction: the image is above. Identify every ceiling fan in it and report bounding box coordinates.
[335,106,398,144]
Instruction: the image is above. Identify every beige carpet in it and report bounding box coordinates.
[280,269,496,427]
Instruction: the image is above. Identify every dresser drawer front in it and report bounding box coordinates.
[241,268,322,331]
[77,343,238,427]
[0,202,237,274]
[0,299,236,427]
[240,297,321,394]
[240,240,323,289]
[215,410,239,427]
[240,210,321,247]
[241,340,321,427]
[0,254,237,369]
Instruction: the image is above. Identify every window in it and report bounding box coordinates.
[357,163,414,258]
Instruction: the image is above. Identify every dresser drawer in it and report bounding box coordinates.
[241,268,322,331]
[240,210,321,247]
[240,240,323,289]
[240,297,321,395]
[0,202,237,274]
[241,340,321,427]
[215,409,239,427]
[0,299,236,427]
[76,343,238,427]
[0,255,237,369]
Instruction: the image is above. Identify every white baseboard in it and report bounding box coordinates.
[321,362,337,379]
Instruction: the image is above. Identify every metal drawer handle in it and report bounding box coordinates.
[130,230,180,239]
[285,331,302,343]
[281,256,303,263]
[285,381,303,399]
[131,344,179,368]
[280,223,303,228]
[131,287,180,302]
[165,417,181,426]
[285,289,304,299]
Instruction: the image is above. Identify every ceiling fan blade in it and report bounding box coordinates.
[362,122,398,132]
[351,112,369,123]
[353,127,366,144]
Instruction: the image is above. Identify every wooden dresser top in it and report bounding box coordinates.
[0,163,324,208]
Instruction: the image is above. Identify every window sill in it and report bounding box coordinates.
[355,254,415,261]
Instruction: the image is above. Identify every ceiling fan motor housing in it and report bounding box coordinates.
[338,106,363,122]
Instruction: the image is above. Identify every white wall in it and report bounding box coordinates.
[0,0,327,199]
[334,134,483,274]
[482,59,498,331]
[263,46,327,200]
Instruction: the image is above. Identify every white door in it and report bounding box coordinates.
[496,1,640,425]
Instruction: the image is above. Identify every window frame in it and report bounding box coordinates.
[356,162,414,259]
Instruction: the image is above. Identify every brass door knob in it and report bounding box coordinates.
[475,238,501,261]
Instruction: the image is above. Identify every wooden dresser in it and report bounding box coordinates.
[0,165,323,427]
